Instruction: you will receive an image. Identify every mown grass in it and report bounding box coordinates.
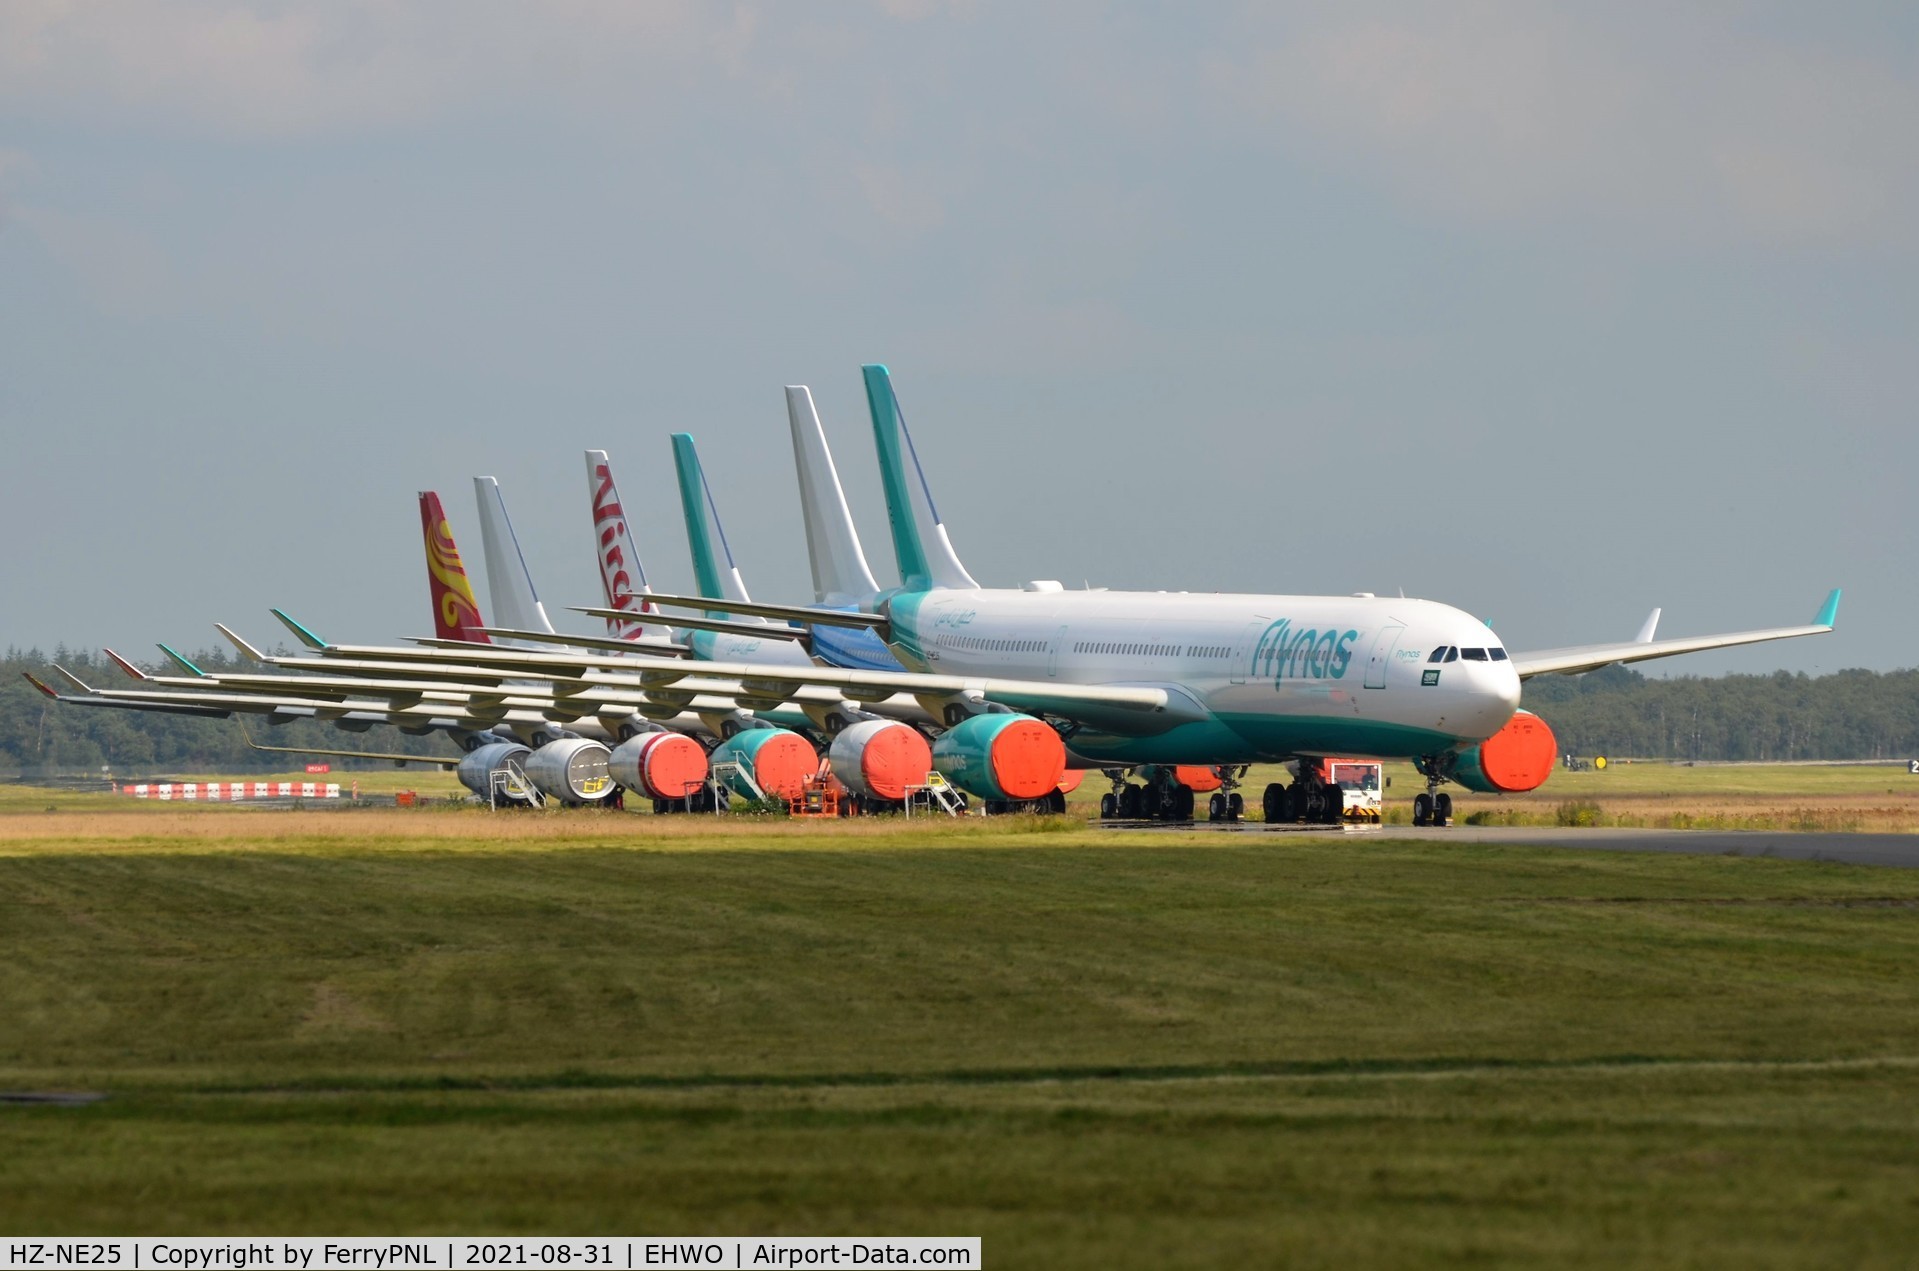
[2,803,1919,1264]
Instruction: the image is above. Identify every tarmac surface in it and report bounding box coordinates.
[1099,820,1919,868]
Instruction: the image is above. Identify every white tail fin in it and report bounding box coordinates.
[862,364,979,591]
[473,476,557,636]
[584,451,673,642]
[786,386,883,606]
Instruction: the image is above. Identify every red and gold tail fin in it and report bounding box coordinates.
[419,491,490,644]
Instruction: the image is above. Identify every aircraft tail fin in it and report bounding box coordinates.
[418,491,492,644]
[584,450,673,643]
[670,433,756,613]
[786,386,883,606]
[474,477,557,637]
[861,364,979,592]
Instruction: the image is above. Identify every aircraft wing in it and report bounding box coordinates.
[1509,590,1840,680]
[578,597,889,635]
[225,627,1189,733]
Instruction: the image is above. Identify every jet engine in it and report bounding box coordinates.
[931,713,1066,802]
[522,737,616,804]
[708,728,820,801]
[828,718,933,803]
[609,731,709,802]
[1448,710,1557,794]
[455,740,535,803]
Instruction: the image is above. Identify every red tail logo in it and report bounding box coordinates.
[419,491,490,643]
[591,462,657,638]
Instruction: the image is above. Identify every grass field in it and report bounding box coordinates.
[4,786,1919,1266]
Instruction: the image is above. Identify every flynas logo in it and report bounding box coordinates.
[1252,619,1361,683]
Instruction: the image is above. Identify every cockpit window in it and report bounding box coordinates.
[1442,647,1459,663]
[1428,648,1446,663]
[1489,648,1509,661]
[1461,648,1488,661]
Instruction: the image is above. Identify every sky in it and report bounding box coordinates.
[2,1,1914,678]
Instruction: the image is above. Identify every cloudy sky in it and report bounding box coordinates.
[2,2,1913,676]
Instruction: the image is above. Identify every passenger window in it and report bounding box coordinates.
[1462,648,1487,661]
[1443,647,1459,663]
[1489,648,1508,661]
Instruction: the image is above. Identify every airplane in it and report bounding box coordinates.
[34,368,1841,824]
[616,364,1842,824]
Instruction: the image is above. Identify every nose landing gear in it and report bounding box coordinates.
[1412,788,1453,827]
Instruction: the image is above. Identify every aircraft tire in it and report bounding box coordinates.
[1263,783,1289,823]
[1228,792,1244,821]
[1172,784,1195,822]
[1434,792,1453,825]
[1413,792,1433,826]
[1100,792,1118,820]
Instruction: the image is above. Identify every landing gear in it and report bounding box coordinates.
[1411,782,1453,827]
[1262,762,1346,825]
[1099,767,1200,822]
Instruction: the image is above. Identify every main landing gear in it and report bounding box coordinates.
[1099,767,1198,822]
[1260,760,1346,826]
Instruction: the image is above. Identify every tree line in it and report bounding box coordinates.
[4,648,1918,774]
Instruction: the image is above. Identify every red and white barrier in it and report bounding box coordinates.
[118,782,343,800]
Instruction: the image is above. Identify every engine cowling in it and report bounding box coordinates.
[829,719,933,803]
[931,713,1067,802]
[608,731,709,801]
[708,728,819,800]
[1450,710,1557,794]
[455,740,534,802]
[522,737,616,803]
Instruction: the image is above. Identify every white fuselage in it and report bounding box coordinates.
[885,588,1522,765]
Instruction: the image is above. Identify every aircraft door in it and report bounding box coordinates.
[1229,619,1269,685]
[1048,625,1067,677]
[1363,624,1405,689]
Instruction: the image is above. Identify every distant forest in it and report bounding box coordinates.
[3,648,1918,775]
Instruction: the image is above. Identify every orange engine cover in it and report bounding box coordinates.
[1452,710,1557,794]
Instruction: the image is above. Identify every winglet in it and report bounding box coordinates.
[1816,588,1842,628]
[215,623,267,663]
[1635,608,1661,643]
[52,664,93,693]
[271,608,330,651]
[104,649,151,682]
[157,643,208,677]
[21,672,59,700]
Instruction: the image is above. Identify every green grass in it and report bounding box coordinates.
[4,815,1919,1264]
